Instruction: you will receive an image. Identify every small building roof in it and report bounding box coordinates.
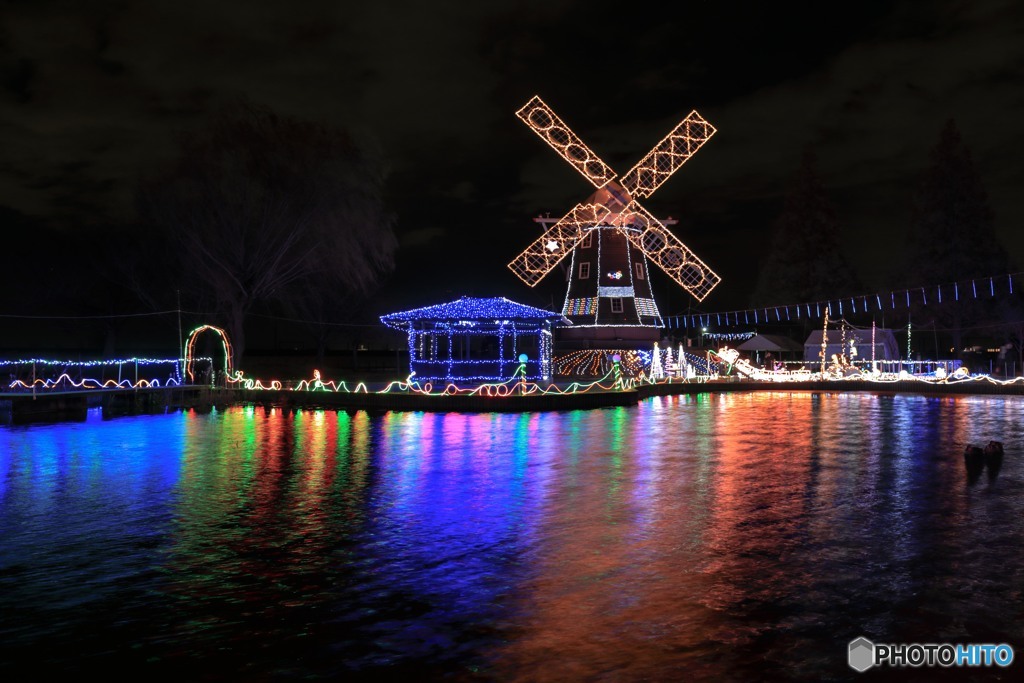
[736,333,804,353]
[803,328,901,360]
[381,296,567,330]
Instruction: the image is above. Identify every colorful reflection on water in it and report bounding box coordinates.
[1,393,1022,681]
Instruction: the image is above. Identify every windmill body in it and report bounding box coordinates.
[509,95,721,353]
[535,217,666,348]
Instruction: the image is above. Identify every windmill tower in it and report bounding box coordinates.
[508,96,721,352]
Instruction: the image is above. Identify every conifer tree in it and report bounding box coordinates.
[902,119,1007,358]
[750,150,862,311]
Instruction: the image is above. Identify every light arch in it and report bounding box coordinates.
[184,324,235,384]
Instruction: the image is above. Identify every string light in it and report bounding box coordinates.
[562,225,664,327]
[0,357,192,368]
[554,349,649,377]
[184,324,235,384]
[380,296,560,382]
[509,94,720,303]
[701,331,755,343]
[820,308,829,376]
[651,342,664,379]
[907,321,912,365]
[872,320,877,371]
[15,321,1018,401]
[668,271,1024,328]
[8,374,181,391]
[2,356,198,391]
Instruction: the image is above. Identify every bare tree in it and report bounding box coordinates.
[136,99,397,366]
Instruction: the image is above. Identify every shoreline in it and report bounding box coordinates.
[4,375,1024,425]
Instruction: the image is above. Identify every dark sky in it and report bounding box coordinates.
[2,0,1023,320]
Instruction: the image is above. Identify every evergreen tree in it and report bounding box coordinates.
[902,119,1007,359]
[750,150,862,311]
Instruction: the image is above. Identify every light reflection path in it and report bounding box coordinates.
[1,394,1023,681]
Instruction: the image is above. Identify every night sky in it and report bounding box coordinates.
[3,0,1023,321]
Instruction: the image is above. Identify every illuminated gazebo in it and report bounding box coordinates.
[380,296,567,382]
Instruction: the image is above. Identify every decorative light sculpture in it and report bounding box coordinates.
[508,95,720,304]
[380,296,562,382]
[184,324,235,384]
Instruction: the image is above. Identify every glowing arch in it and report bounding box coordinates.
[184,324,235,384]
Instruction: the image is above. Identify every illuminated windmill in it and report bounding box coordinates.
[509,95,720,350]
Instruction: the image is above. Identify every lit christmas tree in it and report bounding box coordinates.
[651,342,663,379]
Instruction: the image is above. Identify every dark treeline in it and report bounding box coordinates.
[2,111,1020,369]
[1,99,399,368]
[747,118,1019,363]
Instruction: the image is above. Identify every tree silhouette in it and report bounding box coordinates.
[750,150,862,311]
[135,99,397,367]
[901,119,1008,358]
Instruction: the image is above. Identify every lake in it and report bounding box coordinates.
[1,392,1022,681]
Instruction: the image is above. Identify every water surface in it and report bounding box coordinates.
[1,392,1022,681]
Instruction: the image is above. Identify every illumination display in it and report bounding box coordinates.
[516,95,617,188]
[184,324,235,384]
[8,373,181,391]
[561,225,662,326]
[554,349,650,378]
[650,343,663,379]
[2,356,203,391]
[508,203,611,287]
[666,272,1020,329]
[508,94,721,304]
[565,298,599,315]
[14,305,1021,403]
[380,296,562,382]
[617,110,717,199]
[619,201,721,300]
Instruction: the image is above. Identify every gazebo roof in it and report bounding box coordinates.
[380,296,567,330]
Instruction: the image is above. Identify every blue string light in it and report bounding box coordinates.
[381,296,560,382]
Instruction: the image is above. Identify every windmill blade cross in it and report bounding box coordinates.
[618,111,716,199]
[515,96,617,189]
[620,202,721,302]
[511,95,720,303]
[507,203,613,287]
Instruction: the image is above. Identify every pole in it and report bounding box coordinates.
[871,319,876,371]
[820,308,829,377]
[906,319,912,374]
[177,290,184,382]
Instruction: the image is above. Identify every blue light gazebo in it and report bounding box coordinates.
[380,296,566,382]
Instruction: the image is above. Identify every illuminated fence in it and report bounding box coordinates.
[2,357,211,391]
